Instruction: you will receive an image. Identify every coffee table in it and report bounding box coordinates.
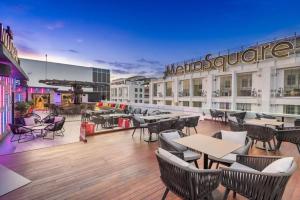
[174,134,241,169]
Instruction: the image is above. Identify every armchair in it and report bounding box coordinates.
[156,149,221,200]
[8,124,34,143]
[221,155,297,200]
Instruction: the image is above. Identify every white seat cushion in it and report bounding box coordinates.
[161,131,188,151]
[24,117,35,126]
[158,148,190,167]
[222,153,237,162]
[262,157,294,173]
[221,130,247,146]
[183,150,201,161]
[230,162,258,172]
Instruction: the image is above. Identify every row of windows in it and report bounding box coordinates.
[153,68,300,97]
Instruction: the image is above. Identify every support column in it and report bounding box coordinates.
[231,71,237,110]
[206,74,213,109]
[261,67,271,113]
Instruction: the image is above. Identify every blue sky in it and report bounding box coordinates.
[1,0,300,79]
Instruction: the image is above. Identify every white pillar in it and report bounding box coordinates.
[231,71,237,110]
[206,74,213,109]
[261,66,271,113]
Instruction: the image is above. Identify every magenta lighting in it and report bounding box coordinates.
[0,76,13,137]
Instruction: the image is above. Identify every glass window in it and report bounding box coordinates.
[220,76,232,96]
[237,73,252,96]
[179,80,190,97]
[236,103,251,111]
[93,72,97,82]
[153,100,157,104]
[135,100,138,103]
[135,88,138,92]
[165,100,172,105]
[139,100,143,103]
[192,78,202,96]
[284,68,300,96]
[153,84,157,97]
[284,105,300,114]
[135,94,138,98]
[180,101,189,107]
[165,81,173,97]
[140,88,142,92]
[219,102,231,110]
[192,101,202,107]
[139,94,142,98]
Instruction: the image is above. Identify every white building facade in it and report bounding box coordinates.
[110,76,151,104]
[150,35,300,115]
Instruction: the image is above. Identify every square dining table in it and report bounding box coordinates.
[174,134,242,169]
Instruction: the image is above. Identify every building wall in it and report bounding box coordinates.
[20,58,94,92]
[150,53,300,115]
[110,80,150,103]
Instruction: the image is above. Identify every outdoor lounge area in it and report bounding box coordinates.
[0,119,300,199]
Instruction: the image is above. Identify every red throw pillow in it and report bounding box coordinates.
[98,102,103,107]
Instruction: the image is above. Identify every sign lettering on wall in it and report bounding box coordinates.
[164,40,295,77]
[0,23,19,63]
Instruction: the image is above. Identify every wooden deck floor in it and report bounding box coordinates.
[0,120,299,200]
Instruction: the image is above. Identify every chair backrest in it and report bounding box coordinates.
[229,119,245,131]
[172,118,186,130]
[132,115,145,127]
[159,130,188,152]
[155,150,221,200]
[244,124,275,142]
[185,116,200,127]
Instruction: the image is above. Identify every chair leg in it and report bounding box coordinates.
[233,191,237,198]
[223,188,230,200]
[215,162,219,169]
[267,142,273,151]
[208,160,213,169]
[194,160,199,168]
[132,128,136,137]
[276,141,282,151]
[162,188,169,200]
[194,127,197,134]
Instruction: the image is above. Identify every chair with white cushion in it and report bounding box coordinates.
[158,130,201,168]
[221,155,297,200]
[208,130,252,169]
[156,148,221,200]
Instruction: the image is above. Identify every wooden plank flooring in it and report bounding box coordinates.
[0,120,299,200]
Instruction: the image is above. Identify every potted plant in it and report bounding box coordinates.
[15,102,30,117]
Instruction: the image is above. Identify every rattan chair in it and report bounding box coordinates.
[230,112,246,124]
[221,155,297,200]
[275,127,300,154]
[9,124,34,143]
[228,119,244,131]
[156,150,221,200]
[132,115,148,139]
[184,116,200,135]
[159,129,201,167]
[244,124,276,152]
[147,119,177,142]
[172,117,186,131]
[210,109,224,122]
[44,117,66,140]
[208,132,252,169]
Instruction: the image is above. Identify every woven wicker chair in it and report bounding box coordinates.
[244,124,276,152]
[208,132,252,169]
[275,127,300,154]
[210,109,224,122]
[221,155,297,200]
[9,124,34,143]
[230,112,246,124]
[184,116,200,135]
[156,150,221,200]
[172,118,186,131]
[158,129,201,167]
[132,115,148,139]
[228,119,245,131]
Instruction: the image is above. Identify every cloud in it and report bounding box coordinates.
[46,21,64,30]
[136,58,161,65]
[67,49,79,53]
[16,43,40,56]
[76,38,83,43]
[112,69,131,74]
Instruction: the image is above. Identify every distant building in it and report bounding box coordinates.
[20,58,110,108]
[110,76,152,104]
[150,34,300,115]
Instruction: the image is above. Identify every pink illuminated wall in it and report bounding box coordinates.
[0,76,14,138]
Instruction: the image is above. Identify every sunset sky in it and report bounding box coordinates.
[1,0,300,79]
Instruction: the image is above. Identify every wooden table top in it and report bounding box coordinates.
[140,113,190,121]
[245,119,284,126]
[174,134,242,158]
